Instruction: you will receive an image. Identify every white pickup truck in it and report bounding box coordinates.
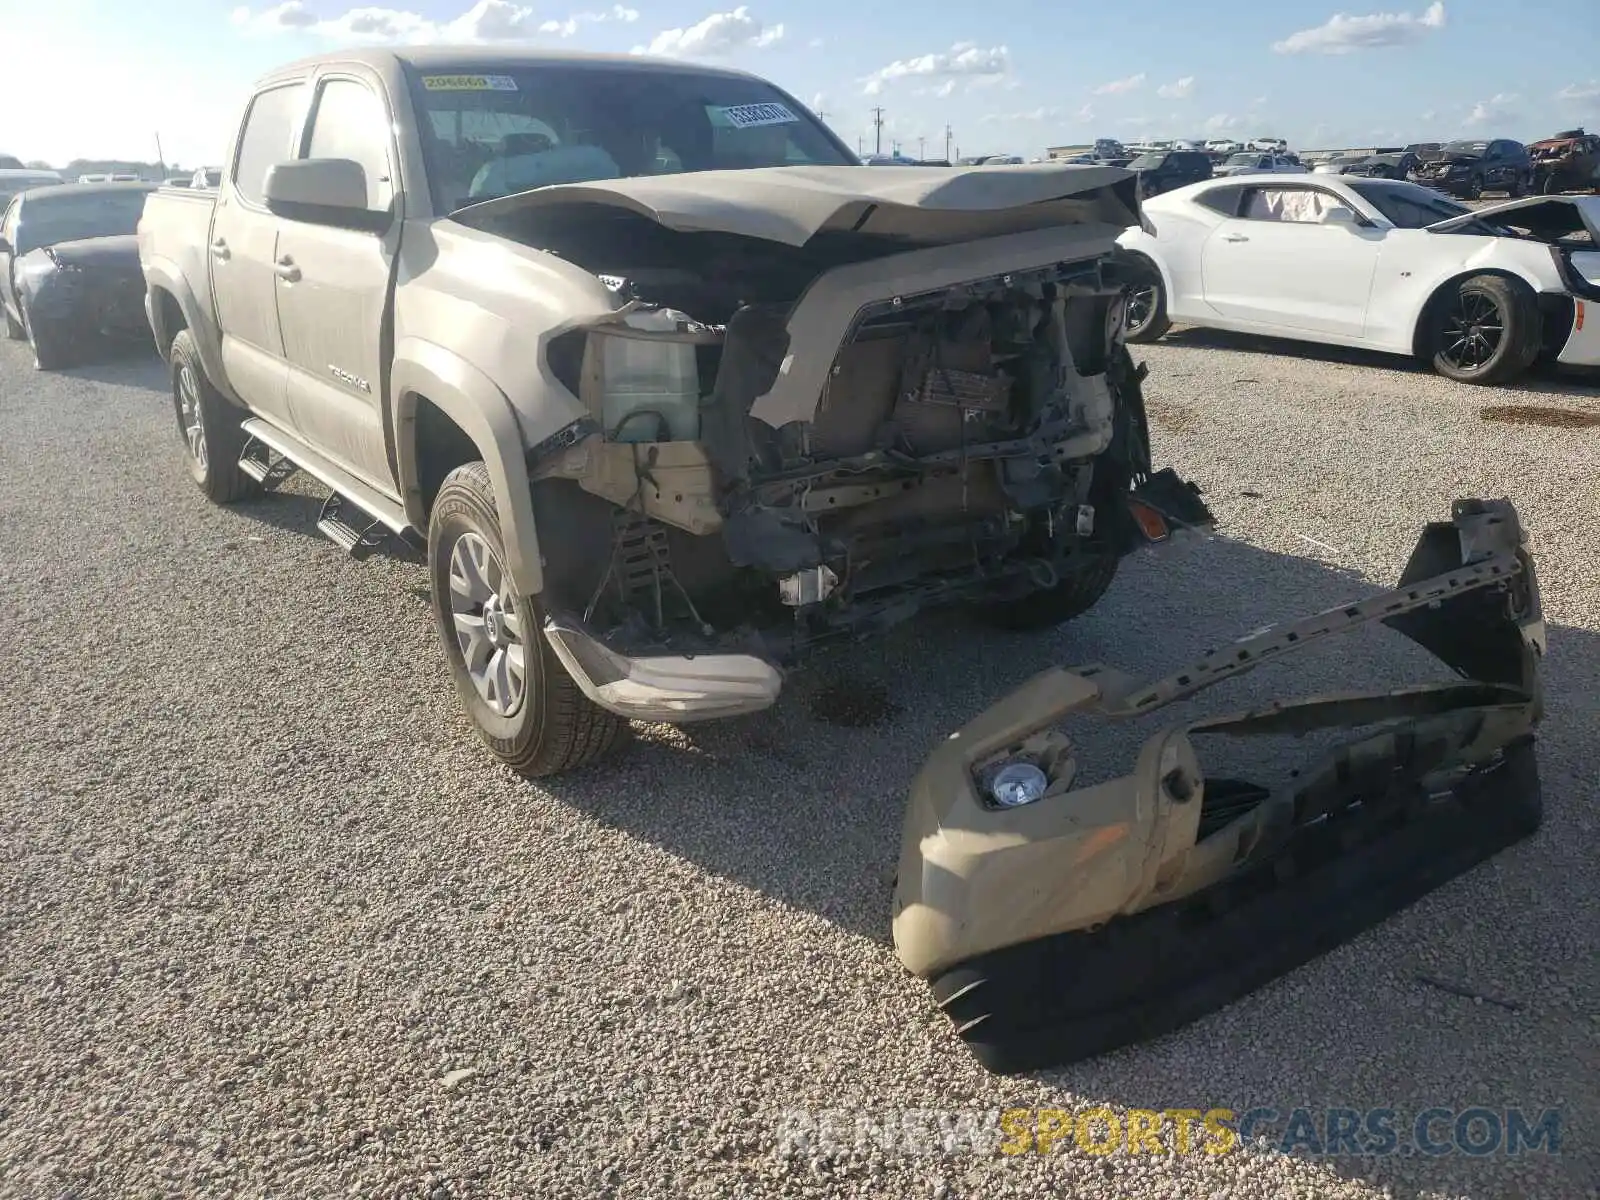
[137,46,1208,777]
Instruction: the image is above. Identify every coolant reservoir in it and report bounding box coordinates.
[596,308,702,443]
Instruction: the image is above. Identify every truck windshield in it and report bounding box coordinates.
[15,188,152,253]
[406,64,856,212]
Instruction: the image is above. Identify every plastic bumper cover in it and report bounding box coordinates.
[542,614,783,723]
[892,498,1545,1072]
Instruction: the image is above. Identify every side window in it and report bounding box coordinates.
[303,78,395,209]
[234,83,307,206]
[1194,184,1244,215]
[1241,187,1344,223]
[1,198,18,243]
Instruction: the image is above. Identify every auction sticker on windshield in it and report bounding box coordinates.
[717,102,799,129]
[422,74,519,91]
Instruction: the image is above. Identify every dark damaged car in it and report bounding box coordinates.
[1408,138,1532,200]
[0,181,156,369]
[1529,129,1600,195]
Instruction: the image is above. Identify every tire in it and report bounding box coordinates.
[428,461,629,778]
[1463,175,1483,201]
[974,554,1120,632]
[1121,255,1171,343]
[1425,274,1542,386]
[20,298,73,370]
[170,328,259,503]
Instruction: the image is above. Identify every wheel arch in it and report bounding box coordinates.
[141,258,232,397]
[1408,267,1544,359]
[391,337,545,597]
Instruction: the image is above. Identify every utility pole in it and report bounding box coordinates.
[871,106,886,156]
[857,134,864,155]
[154,132,165,175]
[918,136,926,160]
[943,124,953,163]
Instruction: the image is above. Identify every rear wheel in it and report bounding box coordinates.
[170,328,258,503]
[1425,274,1541,386]
[429,461,629,778]
[1121,256,1171,344]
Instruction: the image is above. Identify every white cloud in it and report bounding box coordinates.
[1557,80,1600,103]
[1093,73,1145,96]
[807,35,825,48]
[1076,103,1094,122]
[231,0,543,41]
[1203,113,1245,133]
[1251,94,1268,107]
[1464,92,1518,126]
[862,42,1010,96]
[1156,75,1195,100]
[1273,0,1444,54]
[539,6,638,36]
[637,6,783,57]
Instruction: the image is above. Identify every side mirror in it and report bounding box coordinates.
[0,236,10,255]
[1322,205,1362,227]
[262,158,391,232]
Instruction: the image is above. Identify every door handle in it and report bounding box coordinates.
[210,238,231,261]
[273,256,301,283]
[1223,234,1250,243]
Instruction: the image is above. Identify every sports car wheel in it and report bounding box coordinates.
[1121,257,1170,343]
[20,299,73,370]
[1427,275,1541,386]
[170,328,258,503]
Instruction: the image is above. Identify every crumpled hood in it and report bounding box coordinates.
[39,234,140,270]
[1426,194,1600,238]
[454,163,1147,247]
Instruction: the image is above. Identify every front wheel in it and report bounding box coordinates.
[20,299,73,370]
[428,462,629,778]
[973,555,1120,632]
[1426,274,1541,386]
[1121,256,1171,344]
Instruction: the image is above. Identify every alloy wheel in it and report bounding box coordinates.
[1438,291,1504,374]
[1126,285,1157,335]
[447,531,527,718]
[176,362,208,469]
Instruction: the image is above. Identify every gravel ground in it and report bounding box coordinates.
[0,329,1596,1200]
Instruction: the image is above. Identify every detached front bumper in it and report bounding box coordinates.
[542,614,782,724]
[893,498,1545,1072]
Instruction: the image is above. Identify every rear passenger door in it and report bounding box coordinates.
[274,69,401,495]
[210,80,305,429]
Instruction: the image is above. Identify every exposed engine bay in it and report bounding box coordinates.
[498,207,1210,672]
[892,498,1545,1073]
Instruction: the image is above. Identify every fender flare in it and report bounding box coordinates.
[141,257,235,402]
[391,336,544,597]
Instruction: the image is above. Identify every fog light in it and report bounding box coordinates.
[988,761,1049,808]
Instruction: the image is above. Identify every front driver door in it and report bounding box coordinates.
[1200,184,1384,337]
[210,80,307,429]
[275,70,400,495]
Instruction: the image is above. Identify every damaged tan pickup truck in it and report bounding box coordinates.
[138,47,1208,775]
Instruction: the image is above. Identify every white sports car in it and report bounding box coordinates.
[1116,174,1600,384]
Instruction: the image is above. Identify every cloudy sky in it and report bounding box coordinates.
[5,0,1598,167]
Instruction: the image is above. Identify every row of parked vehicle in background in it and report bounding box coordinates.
[1046,129,1600,202]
